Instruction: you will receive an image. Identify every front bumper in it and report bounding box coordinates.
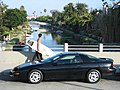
[10,69,27,80]
[10,69,20,78]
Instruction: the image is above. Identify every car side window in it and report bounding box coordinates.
[72,56,83,63]
[80,54,91,62]
[56,55,83,64]
[80,54,99,62]
[56,55,75,64]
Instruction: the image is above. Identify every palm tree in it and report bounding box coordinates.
[76,3,88,15]
[44,9,47,16]
[40,12,42,16]
[50,10,60,25]
[33,11,36,16]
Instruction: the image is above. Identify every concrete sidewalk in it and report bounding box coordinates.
[0,51,33,71]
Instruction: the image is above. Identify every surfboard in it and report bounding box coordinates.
[26,40,56,58]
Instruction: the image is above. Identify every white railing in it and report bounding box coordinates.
[2,43,120,52]
[65,43,120,52]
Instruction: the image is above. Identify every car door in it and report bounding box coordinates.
[44,54,85,80]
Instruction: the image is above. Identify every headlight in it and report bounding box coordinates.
[14,72,20,76]
[11,67,21,76]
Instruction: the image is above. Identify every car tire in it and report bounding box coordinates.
[87,69,101,83]
[28,69,43,84]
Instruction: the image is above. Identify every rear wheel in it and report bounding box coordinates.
[87,69,101,83]
[28,69,43,84]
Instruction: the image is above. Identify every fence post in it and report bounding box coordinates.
[64,43,68,52]
[99,43,103,52]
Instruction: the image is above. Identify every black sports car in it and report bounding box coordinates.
[10,52,116,84]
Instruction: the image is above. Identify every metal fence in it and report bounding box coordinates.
[68,44,120,52]
[1,43,120,52]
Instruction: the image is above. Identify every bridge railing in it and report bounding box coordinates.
[66,43,120,52]
[1,43,120,52]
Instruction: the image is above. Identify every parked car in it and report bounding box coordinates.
[10,52,116,84]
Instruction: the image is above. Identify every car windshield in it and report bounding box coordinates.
[41,54,62,63]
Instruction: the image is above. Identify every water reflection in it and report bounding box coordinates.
[29,31,58,46]
[27,24,64,52]
[42,32,57,46]
[29,23,62,45]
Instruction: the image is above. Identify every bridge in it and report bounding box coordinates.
[29,21,51,26]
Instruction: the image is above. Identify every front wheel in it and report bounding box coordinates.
[87,69,101,83]
[28,69,43,84]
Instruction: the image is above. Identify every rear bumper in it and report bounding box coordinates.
[102,68,116,77]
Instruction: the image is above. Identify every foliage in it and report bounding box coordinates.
[3,8,27,30]
[20,6,27,23]
[0,1,8,18]
[35,16,52,23]
[50,10,61,25]
[50,3,93,34]
[0,26,10,36]
[0,1,27,41]
[9,38,20,44]
[0,0,8,36]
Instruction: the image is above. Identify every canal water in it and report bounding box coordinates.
[27,23,64,52]
[29,24,58,45]
[30,31,57,46]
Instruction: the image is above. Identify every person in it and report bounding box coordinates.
[32,33,43,62]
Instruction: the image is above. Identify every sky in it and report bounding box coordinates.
[2,0,113,16]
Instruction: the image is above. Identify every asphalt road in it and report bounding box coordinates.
[0,69,120,90]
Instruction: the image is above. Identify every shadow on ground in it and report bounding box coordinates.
[0,69,26,83]
[0,69,15,82]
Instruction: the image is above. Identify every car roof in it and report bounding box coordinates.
[60,52,85,55]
